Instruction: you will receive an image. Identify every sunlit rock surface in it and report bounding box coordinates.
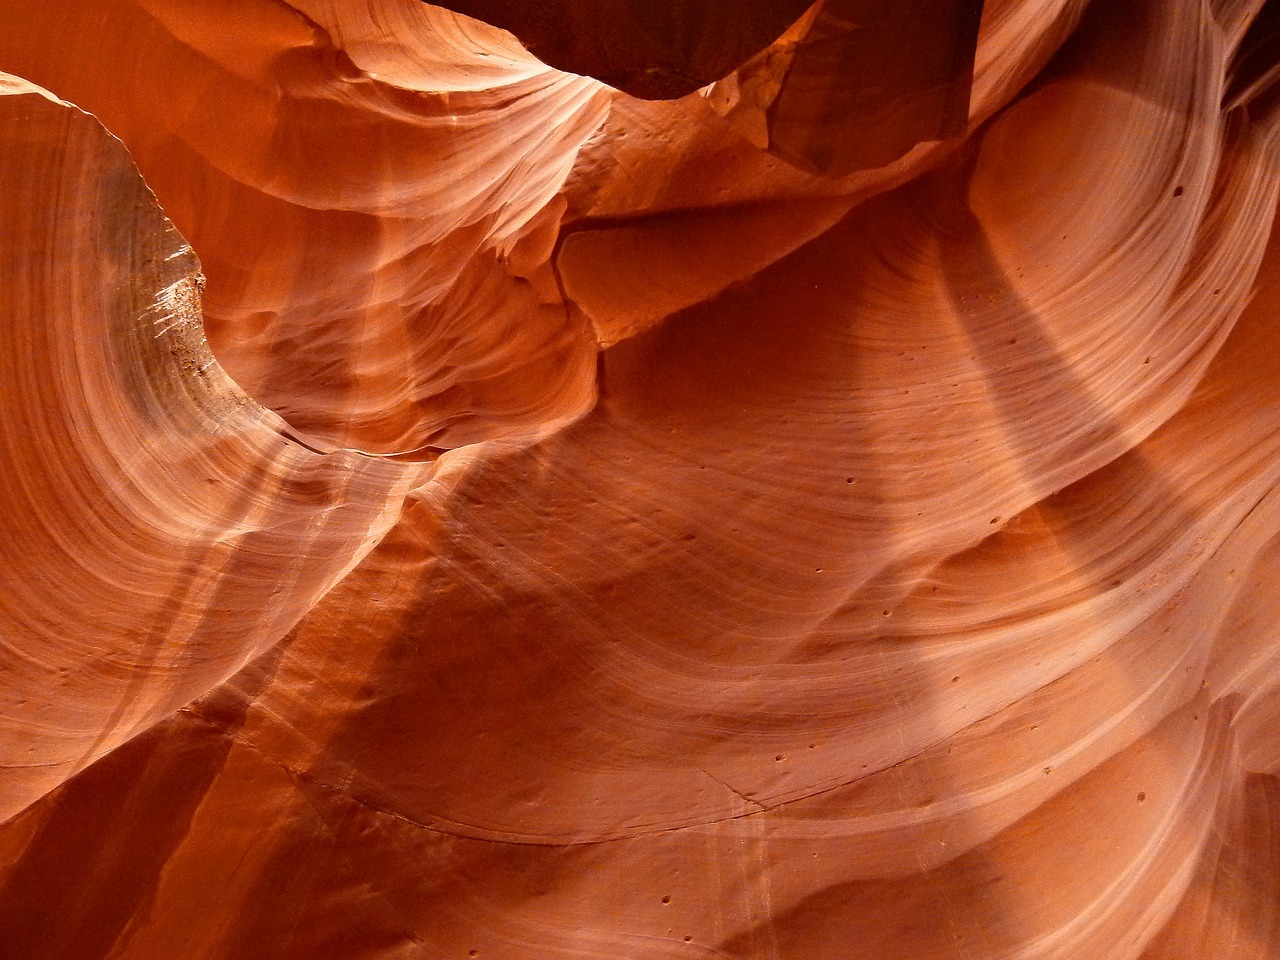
[1,1,1279,957]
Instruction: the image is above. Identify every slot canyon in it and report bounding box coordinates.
[1,1,1279,957]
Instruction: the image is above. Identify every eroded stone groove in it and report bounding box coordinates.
[1,2,1279,958]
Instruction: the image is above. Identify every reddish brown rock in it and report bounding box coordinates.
[1,2,1279,959]
[0,74,419,818]
[707,0,985,176]
[431,0,818,99]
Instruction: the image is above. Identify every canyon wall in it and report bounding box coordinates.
[1,1,1279,957]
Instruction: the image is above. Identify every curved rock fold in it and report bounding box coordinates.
[1,1,1279,958]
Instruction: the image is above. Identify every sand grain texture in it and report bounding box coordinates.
[1,1,1279,958]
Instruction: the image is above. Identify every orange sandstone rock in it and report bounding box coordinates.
[1,2,1279,958]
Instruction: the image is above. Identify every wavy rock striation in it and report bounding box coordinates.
[1,1,1279,958]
